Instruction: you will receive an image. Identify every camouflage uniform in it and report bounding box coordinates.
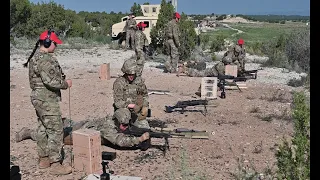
[28,51,68,163]
[18,116,141,148]
[134,30,149,76]
[113,59,150,128]
[238,45,246,72]
[184,60,225,77]
[125,17,137,49]
[164,19,180,73]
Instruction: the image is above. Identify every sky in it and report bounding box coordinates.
[29,0,310,16]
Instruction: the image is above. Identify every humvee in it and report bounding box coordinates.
[111,4,161,46]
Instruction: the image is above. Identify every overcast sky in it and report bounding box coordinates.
[30,0,310,15]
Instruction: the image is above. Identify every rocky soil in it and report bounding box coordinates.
[10,45,307,180]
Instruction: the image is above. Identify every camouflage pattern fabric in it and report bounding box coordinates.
[134,30,149,76]
[185,62,225,77]
[29,117,141,147]
[113,75,150,129]
[125,18,137,49]
[28,51,68,163]
[164,19,180,73]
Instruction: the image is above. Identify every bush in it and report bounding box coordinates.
[276,92,310,179]
[210,34,226,52]
[262,29,310,73]
[178,13,197,61]
[285,29,310,73]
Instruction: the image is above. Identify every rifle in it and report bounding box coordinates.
[238,69,261,79]
[165,99,209,116]
[217,75,246,98]
[122,126,209,156]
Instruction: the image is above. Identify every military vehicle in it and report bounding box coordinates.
[111,2,201,49]
[111,4,161,46]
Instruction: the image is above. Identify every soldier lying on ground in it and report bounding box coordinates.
[179,45,245,77]
[16,109,150,148]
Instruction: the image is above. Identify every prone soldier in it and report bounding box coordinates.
[15,113,150,148]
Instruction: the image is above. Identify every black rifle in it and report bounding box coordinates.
[217,75,247,99]
[165,99,209,116]
[100,152,116,180]
[122,126,174,155]
[238,69,261,79]
[122,126,207,156]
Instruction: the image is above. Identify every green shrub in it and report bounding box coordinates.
[276,92,310,179]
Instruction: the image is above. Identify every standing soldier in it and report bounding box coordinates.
[164,12,181,73]
[124,13,137,50]
[113,59,150,129]
[22,30,72,175]
[134,22,149,76]
[236,39,246,73]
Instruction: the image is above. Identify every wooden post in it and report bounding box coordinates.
[99,63,110,80]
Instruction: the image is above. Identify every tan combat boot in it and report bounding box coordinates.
[39,157,50,169]
[50,162,72,175]
[15,127,32,142]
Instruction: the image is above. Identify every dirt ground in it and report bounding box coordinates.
[10,48,298,180]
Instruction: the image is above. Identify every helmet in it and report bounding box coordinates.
[237,39,244,45]
[121,59,137,74]
[137,22,147,28]
[234,45,242,53]
[114,108,131,124]
[174,12,181,19]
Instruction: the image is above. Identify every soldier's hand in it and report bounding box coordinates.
[128,104,136,109]
[66,79,72,88]
[139,132,150,142]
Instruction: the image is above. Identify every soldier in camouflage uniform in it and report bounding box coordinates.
[113,59,150,129]
[164,12,181,73]
[15,114,150,148]
[124,13,137,50]
[22,30,72,175]
[236,39,246,72]
[133,22,149,76]
[182,45,244,77]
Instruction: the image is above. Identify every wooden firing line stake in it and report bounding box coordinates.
[68,87,74,167]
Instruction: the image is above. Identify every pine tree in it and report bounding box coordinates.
[150,0,175,53]
[178,12,197,61]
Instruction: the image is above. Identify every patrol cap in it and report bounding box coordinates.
[238,39,244,45]
[39,30,62,44]
[174,12,181,19]
[137,22,147,28]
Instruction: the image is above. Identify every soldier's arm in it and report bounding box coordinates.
[113,79,128,109]
[172,24,180,46]
[38,59,68,90]
[144,33,149,46]
[100,120,140,147]
[140,82,149,107]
